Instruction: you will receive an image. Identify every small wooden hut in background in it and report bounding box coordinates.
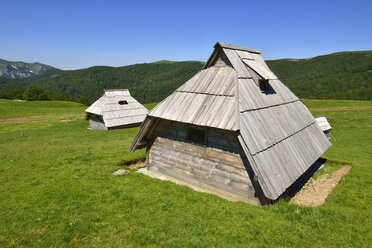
[315,116,332,138]
[85,89,148,130]
[130,42,331,205]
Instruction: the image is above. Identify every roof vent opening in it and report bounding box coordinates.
[118,100,128,105]
[259,79,269,91]
[258,79,276,95]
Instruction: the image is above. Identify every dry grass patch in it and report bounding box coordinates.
[309,106,372,112]
[0,114,84,124]
[118,158,146,170]
[292,165,352,206]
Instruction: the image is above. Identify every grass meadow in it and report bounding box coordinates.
[0,99,371,247]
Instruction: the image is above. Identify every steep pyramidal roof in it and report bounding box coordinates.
[86,89,148,128]
[131,42,331,200]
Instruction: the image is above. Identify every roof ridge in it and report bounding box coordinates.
[104,89,129,92]
[216,42,261,54]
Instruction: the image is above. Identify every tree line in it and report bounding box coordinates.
[0,51,371,104]
[0,86,90,105]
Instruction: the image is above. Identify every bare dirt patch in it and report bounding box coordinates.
[60,116,82,122]
[292,165,351,207]
[118,158,146,170]
[129,160,146,169]
[70,236,79,245]
[0,114,84,124]
[309,106,372,112]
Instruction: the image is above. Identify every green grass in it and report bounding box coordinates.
[0,99,371,247]
[0,99,86,119]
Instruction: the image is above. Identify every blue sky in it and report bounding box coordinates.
[1,0,371,69]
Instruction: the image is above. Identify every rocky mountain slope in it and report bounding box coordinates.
[0,59,57,78]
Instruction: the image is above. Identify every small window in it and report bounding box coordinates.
[118,100,128,105]
[187,127,207,145]
[259,79,269,90]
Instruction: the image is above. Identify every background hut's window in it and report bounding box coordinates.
[118,100,128,105]
[92,114,103,121]
[187,127,207,145]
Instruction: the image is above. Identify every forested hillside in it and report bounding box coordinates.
[0,61,204,104]
[266,51,372,100]
[0,50,371,104]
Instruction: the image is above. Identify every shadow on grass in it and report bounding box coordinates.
[279,157,327,200]
[117,158,145,167]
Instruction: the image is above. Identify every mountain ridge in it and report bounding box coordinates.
[0,50,371,103]
[0,59,57,79]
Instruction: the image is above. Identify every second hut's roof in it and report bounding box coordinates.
[86,89,148,128]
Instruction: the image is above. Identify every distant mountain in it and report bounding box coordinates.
[0,59,57,79]
[0,50,371,103]
[0,61,204,104]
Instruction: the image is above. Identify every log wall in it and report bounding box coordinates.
[146,119,265,204]
[89,114,107,130]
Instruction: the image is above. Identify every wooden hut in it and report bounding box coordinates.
[315,116,332,138]
[130,42,331,205]
[86,89,148,130]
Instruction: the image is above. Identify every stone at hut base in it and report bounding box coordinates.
[113,169,129,175]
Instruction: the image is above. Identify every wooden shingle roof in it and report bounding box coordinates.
[130,42,331,200]
[149,66,238,130]
[86,89,148,128]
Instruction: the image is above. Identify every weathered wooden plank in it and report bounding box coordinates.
[150,157,254,197]
[154,136,245,167]
[243,59,277,80]
[150,148,250,182]
[150,137,249,178]
[223,48,250,78]
[198,67,221,93]
[214,99,234,130]
[177,70,203,92]
[217,42,261,54]
[236,50,255,60]
[192,95,217,125]
[178,66,236,96]
[149,92,175,117]
[206,96,233,128]
[224,69,237,96]
[161,92,189,120]
[190,67,217,93]
[171,93,196,120]
[148,159,260,204]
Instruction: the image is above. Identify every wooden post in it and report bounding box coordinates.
[21,127,24,136]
